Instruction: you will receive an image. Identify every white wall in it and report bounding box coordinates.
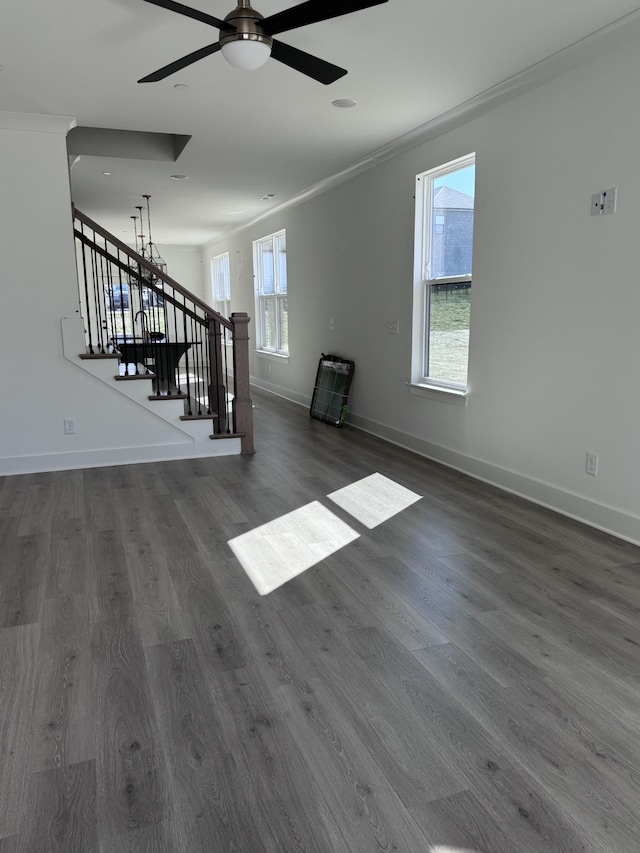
[0,114,213,474]
[201,34,640,544]
[157,245,204,302]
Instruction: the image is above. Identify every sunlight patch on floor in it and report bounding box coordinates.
[328,472,422,528]
[228,501,359,595]
[430,848,480,853]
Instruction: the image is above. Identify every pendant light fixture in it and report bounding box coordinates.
[142,194,167,279]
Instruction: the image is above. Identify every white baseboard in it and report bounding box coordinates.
[251,382,640,547]
[0,437,242,477]
[250,376,312,408]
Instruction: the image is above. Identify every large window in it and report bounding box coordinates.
[413,154,475,390]
[210,252,231,317]
[254,230,288,355]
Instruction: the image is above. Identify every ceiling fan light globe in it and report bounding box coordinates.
[220,37,272,71]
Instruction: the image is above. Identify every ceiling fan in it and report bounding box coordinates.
[138,0,389,85]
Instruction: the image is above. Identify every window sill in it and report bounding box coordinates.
[408,382,468,405]
[256,350,289,364]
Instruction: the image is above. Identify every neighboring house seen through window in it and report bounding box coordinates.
[413,154,475,390]
[254,230,288,355]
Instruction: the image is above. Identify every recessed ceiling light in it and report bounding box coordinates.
[332,98,358,109]
[171,174,189,180]
[102,171,112,176]
[174,83,189,90]
[260,193,277,200]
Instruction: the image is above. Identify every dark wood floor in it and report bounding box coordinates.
[2,389,640,852]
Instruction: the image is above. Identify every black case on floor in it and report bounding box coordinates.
[310,354,355,427]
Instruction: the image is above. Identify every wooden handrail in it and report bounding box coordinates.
[73,206,233,332]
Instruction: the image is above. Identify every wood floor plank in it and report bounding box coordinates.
[162,550,246,671]
[51,469,85,526]
[218,662,351,852]
[274,677,433,852]
[30,594,94,773]
[410,789,519,853]
[0,532,48,628]
[322,545,450,651]
[20,760,97,852]
[17,478,57,537]
[0,474,30,520]
[91,618,165,841]
[342,624,593,853]
[82,468,121,534]
[415,641,640,852]
[136,493,200,565]
[0,623,41,839]
[477,606,640,694]
[208,568,324,694]
[46,519,90,599]
[144,639,266,852]
[279,602,469,806]
[88,529,134,624]
[296,564,380,633]
[113,501,190,648]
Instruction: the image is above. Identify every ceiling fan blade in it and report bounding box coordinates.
[262,0,389,36]
[271,39,347,85]
[138,42,221,82]
[141,0,233,30]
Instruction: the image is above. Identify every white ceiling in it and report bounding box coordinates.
[2,0,639,245]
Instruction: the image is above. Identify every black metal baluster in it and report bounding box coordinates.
[224,325,232,434]
[107,253,118,349]
[78,222,94,354]
[195,316,203,416]
[204,316,212,416]
[160,282,172,395]
[89,233,101,353]
[120,269,131,374]
[96,249,107,353]
[182,301,192,411]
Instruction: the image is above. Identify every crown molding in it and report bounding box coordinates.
[203,7,640,248]
[0,112,77,135]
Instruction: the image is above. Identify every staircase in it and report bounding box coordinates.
[69,207,253,456]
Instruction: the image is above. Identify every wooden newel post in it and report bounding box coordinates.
[230,312,254,454]
[206,314,227,434]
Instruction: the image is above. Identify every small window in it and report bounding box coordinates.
[210,252,231,317]
[106,281,129,310]
[253,230,288,355]
[413,154,475,390]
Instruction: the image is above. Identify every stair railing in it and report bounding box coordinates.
[72,207,253,454]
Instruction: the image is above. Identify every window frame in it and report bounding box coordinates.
[253,229,288,356]
[412,153,475,393]
[210,252,231,318]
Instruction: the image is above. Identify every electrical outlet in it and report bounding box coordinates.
[386,319,399,334]
[329,318,335,331]
[585,452,598,476]
[64,418,77,435]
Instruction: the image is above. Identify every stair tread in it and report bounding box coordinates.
[180,414,218,421]
[210,432,245,440]
[115,373,155,381]
[79,352,120,360]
